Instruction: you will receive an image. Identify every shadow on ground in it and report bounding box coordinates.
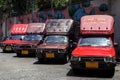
[13,55,35,58]
[33,59,68,65]
[67,69,115,78]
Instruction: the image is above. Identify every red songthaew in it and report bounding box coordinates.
[0,24,28,52]
[70,15,116,77]
[14,23,45,57]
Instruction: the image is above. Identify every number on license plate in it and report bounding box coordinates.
[5,46,12,50]
[46,53,54,58]
[86,62,98,69]
[21,50,28,55]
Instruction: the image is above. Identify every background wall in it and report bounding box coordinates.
[0,0,109,39]
[109,0,120,56]
[110,0,120,43]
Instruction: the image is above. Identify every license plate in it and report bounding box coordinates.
[5,46,12,50]
[46,53,54,58]
[86,62,98,69]
[21,50,28,55]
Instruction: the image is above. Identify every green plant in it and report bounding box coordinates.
[82,0,90,7]
[54,0,69,10]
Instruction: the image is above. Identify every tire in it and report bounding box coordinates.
[16,53,21,57]
[3,49,7,53]
[104,68,115,78]
[72,68,79,74]
[38,58,44,63]
[108,68,115,78]
[63,55,70,63]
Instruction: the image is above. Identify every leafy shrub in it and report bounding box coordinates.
[82,0,90,7]
[68,3,80,17]
[99,3,108,11]
[89,8,95,15]
[72,8,87,21]
[39,11,47,20]
[52,11,65,19]
[48,10,53,17]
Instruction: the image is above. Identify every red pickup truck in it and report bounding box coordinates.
[0,24,28,52]
[36,19,78,63]
[14,23,45,57]
[70,15,116,77]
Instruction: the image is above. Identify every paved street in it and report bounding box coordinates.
[0,49,120,80]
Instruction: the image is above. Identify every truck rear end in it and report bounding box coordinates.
[0,24,28,52]
[14,23,45,57]
[70,15,116,77]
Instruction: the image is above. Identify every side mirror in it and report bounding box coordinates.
[72,42,77,48]
[114,42,118,47]
[41,40,44,43]
[20,38,22,40]
[70,40,73,43]
[20,36,25,40]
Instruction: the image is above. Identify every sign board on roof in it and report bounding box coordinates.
[45,19,73,35]
[27,23,45,34]
[80,15,114,35]
[11,24,28,35]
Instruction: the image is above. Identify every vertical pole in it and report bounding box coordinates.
[51,0,54,14]
[69,0,71,5]
[51,0,54,9]
[108,0,112,14]
[32,0,34,19]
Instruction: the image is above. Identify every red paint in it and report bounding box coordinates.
[72,46,116,57]
[11,24,28,35]
[1,40,21,44]
[16,40,40,46]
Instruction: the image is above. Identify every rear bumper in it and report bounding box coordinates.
[36,52,66,59]
[1,45,14,52]
[70,61,116,70]
[14,48,36,55]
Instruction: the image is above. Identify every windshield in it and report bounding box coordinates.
[44,35,68,43]
[24,34,42,41]
[10,35,24,40]
[79,37,112,47]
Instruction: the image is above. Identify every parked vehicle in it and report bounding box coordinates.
[70,15,116,77]
[14,23,45,57]
[36,19,78,63]
[0,24,28,52]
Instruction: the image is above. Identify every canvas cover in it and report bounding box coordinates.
[27,23,45,34]
[45,19,73,35]
[81,15,114,35]
[11,24,28,35]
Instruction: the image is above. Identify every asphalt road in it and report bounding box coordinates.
[0,49,120,80]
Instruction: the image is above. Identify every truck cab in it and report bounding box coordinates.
[70,15,116,77]
[0,24,28,52]
[36,19,77,63]
[14,23,45,57]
